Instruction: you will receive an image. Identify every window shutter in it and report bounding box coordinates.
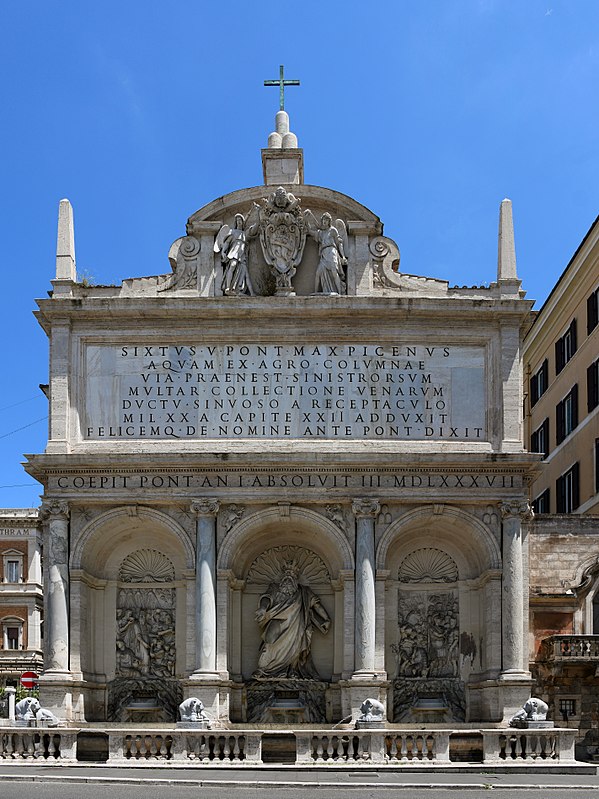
[556,338,565,374]
[542,417,550,457]
[542,359,548,390]
[588,362,599,412]
[530,373,539,407]
[588,291,598,335]
[572,384,579,429]
[531,429,538,452]
[556,400,564,445]
[572,462,580,511]
[556,474,565,513]
[570,318,578,354]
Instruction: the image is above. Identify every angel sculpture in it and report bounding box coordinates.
[305,211,348,295]
[214,210,259,296]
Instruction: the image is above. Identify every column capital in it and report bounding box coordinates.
[500,500,533,522]
[191,499,220,517]
[352,498,381,519]
[39,499,70,521]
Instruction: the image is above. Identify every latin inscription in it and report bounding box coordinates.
[49,471,520,492]
[83,343,486,441]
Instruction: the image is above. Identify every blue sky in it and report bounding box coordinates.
[1,1,598,508]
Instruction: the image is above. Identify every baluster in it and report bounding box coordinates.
[528,733,538,760]
[200,735,209,762]
[315,737,325,762]
[330,735,339,761]
[323,736,332,760]
[426,734,435,760]
[154,735,163,758]
[415,735,424,760]
[407,735,415,760]
[340,735,350,761]
[208,735,216,761]
[13,733,23,759]
[237,735,246,761]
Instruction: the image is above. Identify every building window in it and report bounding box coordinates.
[531,418,550,457]
[530,359,549,407]
[2,551,23,583]
[1,619,23,650]
[588,358,599,413]
[556,385,578,445]
[555,319,577,375]
[588,287,599,335]
[596,439,599,494]
[556,462,580,513]
[532,488,550,514]
[559,698,577,720]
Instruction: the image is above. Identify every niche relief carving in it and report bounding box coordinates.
[115,549,176,679]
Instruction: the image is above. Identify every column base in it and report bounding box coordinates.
[38,673,83,723]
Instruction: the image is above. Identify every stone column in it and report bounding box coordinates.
[500,500,533,675]
[191,499,220,676]
[352,499,380,676]
[40,500,70,675]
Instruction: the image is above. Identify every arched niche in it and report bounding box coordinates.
[217,506,353,719]
[69,506,193,714]
[376,505,502,723]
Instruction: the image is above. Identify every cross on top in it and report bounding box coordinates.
[264,65,300,111]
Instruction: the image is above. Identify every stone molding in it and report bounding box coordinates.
[500,500,533,522]
[352,499,381,519]
[39,499,70,521]
[190,499,220,517]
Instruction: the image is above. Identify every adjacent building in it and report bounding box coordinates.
[0,509,43,686]
[524,215,599,515]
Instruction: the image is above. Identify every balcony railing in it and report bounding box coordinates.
[540,635,599,661]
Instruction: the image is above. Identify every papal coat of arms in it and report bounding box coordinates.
[258,186,307,295]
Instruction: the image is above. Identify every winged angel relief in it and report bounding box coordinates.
[304,211,348,295]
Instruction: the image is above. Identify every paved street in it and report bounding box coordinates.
[1,767,599,798]
[2,782,599,799]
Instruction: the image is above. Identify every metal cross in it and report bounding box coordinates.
[264,65,300,111]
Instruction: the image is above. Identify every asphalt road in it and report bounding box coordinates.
[1,785,599,799]
[1,768,599,799]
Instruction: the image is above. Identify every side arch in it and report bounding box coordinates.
[217,505,354,577]
[377,504,501,578]
[71,506,195,574]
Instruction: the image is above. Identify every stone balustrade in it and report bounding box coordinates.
[0,726,579,765]
[0,729,77,761]
[482,729,577,763]
[108,730,262,763]
[541,635,599,661]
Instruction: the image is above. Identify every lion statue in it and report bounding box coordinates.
[509,697,549,728]
[178,697,210,726]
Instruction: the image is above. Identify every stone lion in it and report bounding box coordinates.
[358,697,385,722]
[509,697,549,728]
[15,697,59,726]
[178,697,209,725]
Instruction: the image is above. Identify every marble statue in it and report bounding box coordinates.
[253,558,331,679]
[258,187,306,294]
[358,697,385,723]
[178,697,210,726]
[214,211,259,296]
[305,211,348,295]
[509,697,550,728]
[15,697,59,727]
